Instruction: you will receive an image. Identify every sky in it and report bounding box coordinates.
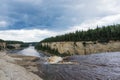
[0,0,120,42]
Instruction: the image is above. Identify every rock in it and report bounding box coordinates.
[41,41,120,55]
[0,42,6,50]
[8,54,41,72]
[47,56,63,64]
[7,43,21,49]
[0,52,15,63]
[0,52,43,80]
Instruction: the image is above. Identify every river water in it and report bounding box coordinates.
[38,52,120,80]
[17,46,45,57]
[8,46,46,57]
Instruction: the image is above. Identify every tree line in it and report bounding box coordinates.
[6,41,24,44]
[41,24,120,42]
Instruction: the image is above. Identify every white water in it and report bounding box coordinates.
[18,46,41,57]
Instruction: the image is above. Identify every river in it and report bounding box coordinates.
[8,46,45,57]
[17,46,44,57]
[38,52,120,80]
[8,47,120,80]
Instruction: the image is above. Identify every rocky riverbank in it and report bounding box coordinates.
[0,52,43,80]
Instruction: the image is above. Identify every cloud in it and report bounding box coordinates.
[0,0,120,41]
[97,0,120,14]
[1,0,120,30]
[67,14,120,32]
[0,29,57,42]
[14,0,42,4]
[0,21,8,27]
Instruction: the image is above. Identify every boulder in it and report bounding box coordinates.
[47,56,63,64]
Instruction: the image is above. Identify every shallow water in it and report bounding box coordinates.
[17,46,44,57]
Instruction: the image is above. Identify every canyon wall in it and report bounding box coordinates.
[7,43,21,49]
[0,42,23,50]
[41,41,120,55]
[0,42,6,50]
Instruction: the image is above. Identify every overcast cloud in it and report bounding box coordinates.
[0,0,120,42]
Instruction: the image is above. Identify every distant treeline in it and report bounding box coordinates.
[6,41,24,44]
[0,39,5,42]
[41,24,120,42]
[0,40,24,44]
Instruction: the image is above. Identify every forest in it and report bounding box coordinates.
[41,24,120,42]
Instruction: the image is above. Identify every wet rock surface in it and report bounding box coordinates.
[38,52,120,80]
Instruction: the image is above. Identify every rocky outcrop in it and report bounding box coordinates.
[41,41,120,55]
[47,56,63,64]
[0,42,22,50]
[0,42,6,50]
[0,52,43,80]
[7,43,21,49]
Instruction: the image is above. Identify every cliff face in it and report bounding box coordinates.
[41,41,120,55]
[0,42,6,50]
[0,42,22,50]
[7,43,21,49]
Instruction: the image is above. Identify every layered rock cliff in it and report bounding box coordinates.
[7,43,22,49]
[0,40,25,50]
[40,41,120,55]
[0,42,6,50]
